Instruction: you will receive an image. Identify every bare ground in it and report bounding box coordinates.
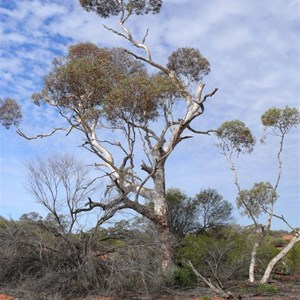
[1,276,300,300]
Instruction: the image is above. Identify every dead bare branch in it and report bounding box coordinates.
[186,260,233,299]
[17,126,73,140]
[187,126,217,135]
[272,213,296,232]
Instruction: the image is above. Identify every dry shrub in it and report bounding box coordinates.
[105,229,165,299]
[0,220,165,299]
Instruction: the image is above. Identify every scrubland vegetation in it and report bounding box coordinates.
[0,208,300,299]
[0,1,299,299]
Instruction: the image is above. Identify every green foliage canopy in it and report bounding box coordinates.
[216,120,256,154]
[0,98,22,129]
[31,43,178,126]
[167,47,211,83]
[80,0,163,18]
[195,188,233,233]
[167,188,232,237]
[261,106,300,135]
[237,182,277,219]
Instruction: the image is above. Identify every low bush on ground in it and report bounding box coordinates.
[1,216,299,299]
[0,218,165,299]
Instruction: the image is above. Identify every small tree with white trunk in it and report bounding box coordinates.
[216,106,300,283]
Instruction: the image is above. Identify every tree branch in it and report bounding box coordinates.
[202,88,219,104]
[186,260,233,299]
[272,213,296,232]
[17,126,73,140]
[123,49,170,75]
[187,126,217,135]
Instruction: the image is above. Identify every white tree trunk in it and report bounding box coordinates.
[152,162,173,272]
[249,240,260,282]
[147,190,173,272]
[260,231,300,284]
[155,216,173,272]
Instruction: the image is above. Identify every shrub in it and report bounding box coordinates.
[0,219,165,299]
[269,237,287,248]
[286,243,300,274]
[177,228,251,287]
[257,239,280,274]
[258,284,278,294]
[173,267,197,288]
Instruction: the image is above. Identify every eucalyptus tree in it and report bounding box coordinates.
[0,98,22,129]
[167,188,232,238]
[7,1,217,272]
[261,107,300,230]
[216,120,262,282]
[216,106,300,283]
[194,188,233,235]
[259,106,300,283]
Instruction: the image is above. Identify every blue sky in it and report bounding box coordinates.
[0,0,299,230]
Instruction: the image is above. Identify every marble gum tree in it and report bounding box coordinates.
[5,0,218,273]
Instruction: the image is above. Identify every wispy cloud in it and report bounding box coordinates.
[0,0,299,229]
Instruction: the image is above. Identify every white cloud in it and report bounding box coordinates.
[0,31,27,43]
[0,0,299,229]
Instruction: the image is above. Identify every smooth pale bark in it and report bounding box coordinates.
[260,231,300,283]
[225,150,261,282]
[249,240,260,283]
[17,12,218,276]
[152,160,173,271]
[155,208,173,271]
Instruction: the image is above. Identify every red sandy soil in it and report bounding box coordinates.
[0,294,300,300]
[0,295,13,300]
[1,278,300,300]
